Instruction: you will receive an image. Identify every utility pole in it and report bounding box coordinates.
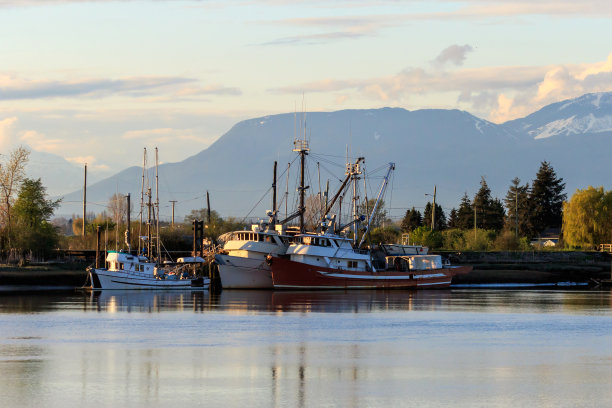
[432,185,437,231]
[206,191,211,225]
[425,185,437,230]
[515,189,519,237]
[474,205,477,240]
[82,163,87,237]
[169,200,177,227]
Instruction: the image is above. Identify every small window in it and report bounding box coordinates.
[348,261,358,268]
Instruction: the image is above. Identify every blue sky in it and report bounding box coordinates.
[1,0,611,175]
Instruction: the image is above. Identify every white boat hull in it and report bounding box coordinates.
[89,268,209,290]
[215,254,273,289]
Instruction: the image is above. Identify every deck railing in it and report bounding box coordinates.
[600,244,612,252]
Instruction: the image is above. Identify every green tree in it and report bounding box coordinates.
[503,177,531,236]
[447,208,459,229]
[455,193,473,229]
[529,161,566,234]
[562,186,612,249]
[472,177,505,231]
[400,207,422,232]
[423,202,447,230]
[12,178,61,260]
[357,199,388,229]
[184,208,244,240]
[410,226,444,249]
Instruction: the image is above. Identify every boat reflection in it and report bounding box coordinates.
[85,289,455,314]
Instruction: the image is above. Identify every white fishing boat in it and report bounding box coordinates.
[214,156,301,289]
[86,148,209,290]
[215,223,292,289]
[88,251,208,289]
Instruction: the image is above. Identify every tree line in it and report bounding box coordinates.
[1,145,610,264]
[397,161,611,250]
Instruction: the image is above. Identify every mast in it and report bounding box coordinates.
[82,163,87,237]
[125,193,131,252]
[139,148,146,255]
[317,162,322,223]
[350,160,361,244]
[322,157,364,222]
[272,161,277,224]
[285,163,290,220]
[155,147,160,263]
[358,162,394,248]
[293,137,309,233]
[147,187,152,258]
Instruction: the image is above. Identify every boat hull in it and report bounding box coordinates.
[88,269,209,290]
[269,256,471,290]
[215,254,273,289]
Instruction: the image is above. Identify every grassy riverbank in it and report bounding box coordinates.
[442,250,612,285]
[0,263,88,288]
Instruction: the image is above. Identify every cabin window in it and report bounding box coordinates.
[119,263,124,270]
[348,261,358,268]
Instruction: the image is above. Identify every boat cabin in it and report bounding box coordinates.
[385,255,443,271]
[105,251,154,273]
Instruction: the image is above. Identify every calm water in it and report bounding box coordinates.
[1,289,611,408]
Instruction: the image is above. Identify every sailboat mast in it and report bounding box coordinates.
[155,147,160,263]
[139,148,146,255]
[147,187,152,258]
[272,161,277,224]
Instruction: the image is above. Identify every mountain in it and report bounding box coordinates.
[57,92,612,221]
[27,150,105,197]
[503,92,612,139]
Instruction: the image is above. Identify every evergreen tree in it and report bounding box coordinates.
[472,177,505,231]
[529,161,566,234]
[12,178,61,259]
[455,193,473,229]
[487,198,506,231]
[424,202,447,230]
[400,207,422,232]
[447,208,459,229]
[503,177,531,236]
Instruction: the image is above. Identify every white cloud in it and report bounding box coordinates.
[19,130,64,153]
[272,51,612,123]
[0,116,18,150]
[433,44,474,67]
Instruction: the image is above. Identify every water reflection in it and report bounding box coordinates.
[0,289,611,407]
[1,288,612,315]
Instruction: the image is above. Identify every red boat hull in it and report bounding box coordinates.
[268,256,472,290]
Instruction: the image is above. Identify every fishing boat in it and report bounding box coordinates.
[87,251,208,289]
[215,223,292,289]
[267,159,472,289]
[267,227,471,290]
[215,140,308,289]
[86,148,209,290]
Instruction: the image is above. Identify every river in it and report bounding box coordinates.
[1,289,611,407]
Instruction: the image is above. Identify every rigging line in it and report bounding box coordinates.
[315,161,344,184]
[308,153,346,168]
[240,186,273,225]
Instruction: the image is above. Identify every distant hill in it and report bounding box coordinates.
[57,92,612,221]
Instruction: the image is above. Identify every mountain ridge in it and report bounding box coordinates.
[56,92,612,220]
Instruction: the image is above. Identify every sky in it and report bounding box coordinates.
[0,0,611,178]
